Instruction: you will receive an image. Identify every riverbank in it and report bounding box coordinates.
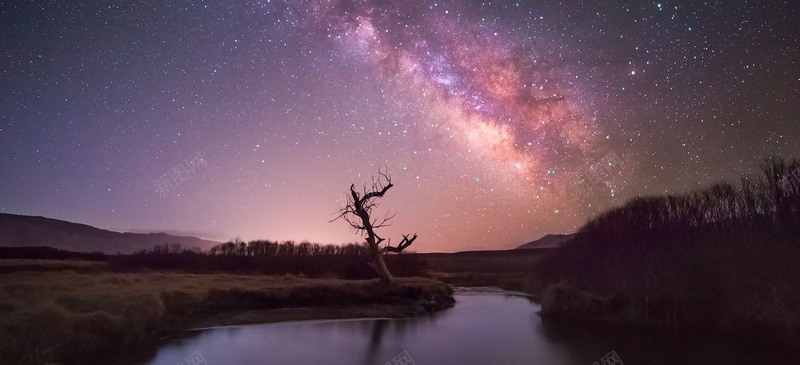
[424,248,554,296]
[0,271,454,365]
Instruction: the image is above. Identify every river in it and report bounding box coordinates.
[137,288,797,365]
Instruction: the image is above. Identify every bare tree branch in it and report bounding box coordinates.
[382,233,417,254]
[329,168,417,282]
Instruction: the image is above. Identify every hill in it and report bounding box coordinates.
[516,234,574,249]
[0,213,220,253]
[538,156,800,345]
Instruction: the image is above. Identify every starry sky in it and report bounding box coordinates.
[1,0,799,252]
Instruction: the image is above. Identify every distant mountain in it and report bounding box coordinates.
[516,234,574,250]
[0,213,220,253]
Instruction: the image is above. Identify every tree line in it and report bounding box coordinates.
[563,156,800,256]
[540,156,800,336]
[136,239,377,258]
[113,238,424,279]
[204,239,373,257]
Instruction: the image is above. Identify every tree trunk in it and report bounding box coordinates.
[367,234,393,283]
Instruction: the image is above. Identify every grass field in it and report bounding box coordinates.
[0,270,453,365]
[421,249,555,294]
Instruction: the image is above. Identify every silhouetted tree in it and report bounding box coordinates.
[332,169,417,283]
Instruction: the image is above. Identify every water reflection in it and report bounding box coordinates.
[135,289,798,365]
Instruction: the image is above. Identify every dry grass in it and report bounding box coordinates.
[430,271,547,295]
[421,249,553,273]
[421,249,554,295]
[0,271,452,365]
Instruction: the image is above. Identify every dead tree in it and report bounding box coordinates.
[332,169,417,283]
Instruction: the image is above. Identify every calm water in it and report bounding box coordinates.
[137,288,797,365]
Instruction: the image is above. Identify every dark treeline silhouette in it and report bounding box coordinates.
[0,246,105,261]
[109,238,426,279]
[206,238,373,257]
[0,240,426,279]
[541,157,800,341]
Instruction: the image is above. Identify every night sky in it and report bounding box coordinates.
[1,0,798,251]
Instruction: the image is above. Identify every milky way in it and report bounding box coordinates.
[297,0,603,186]
[1,0,798,251]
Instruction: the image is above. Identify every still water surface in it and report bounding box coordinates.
[139,288,797,365]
